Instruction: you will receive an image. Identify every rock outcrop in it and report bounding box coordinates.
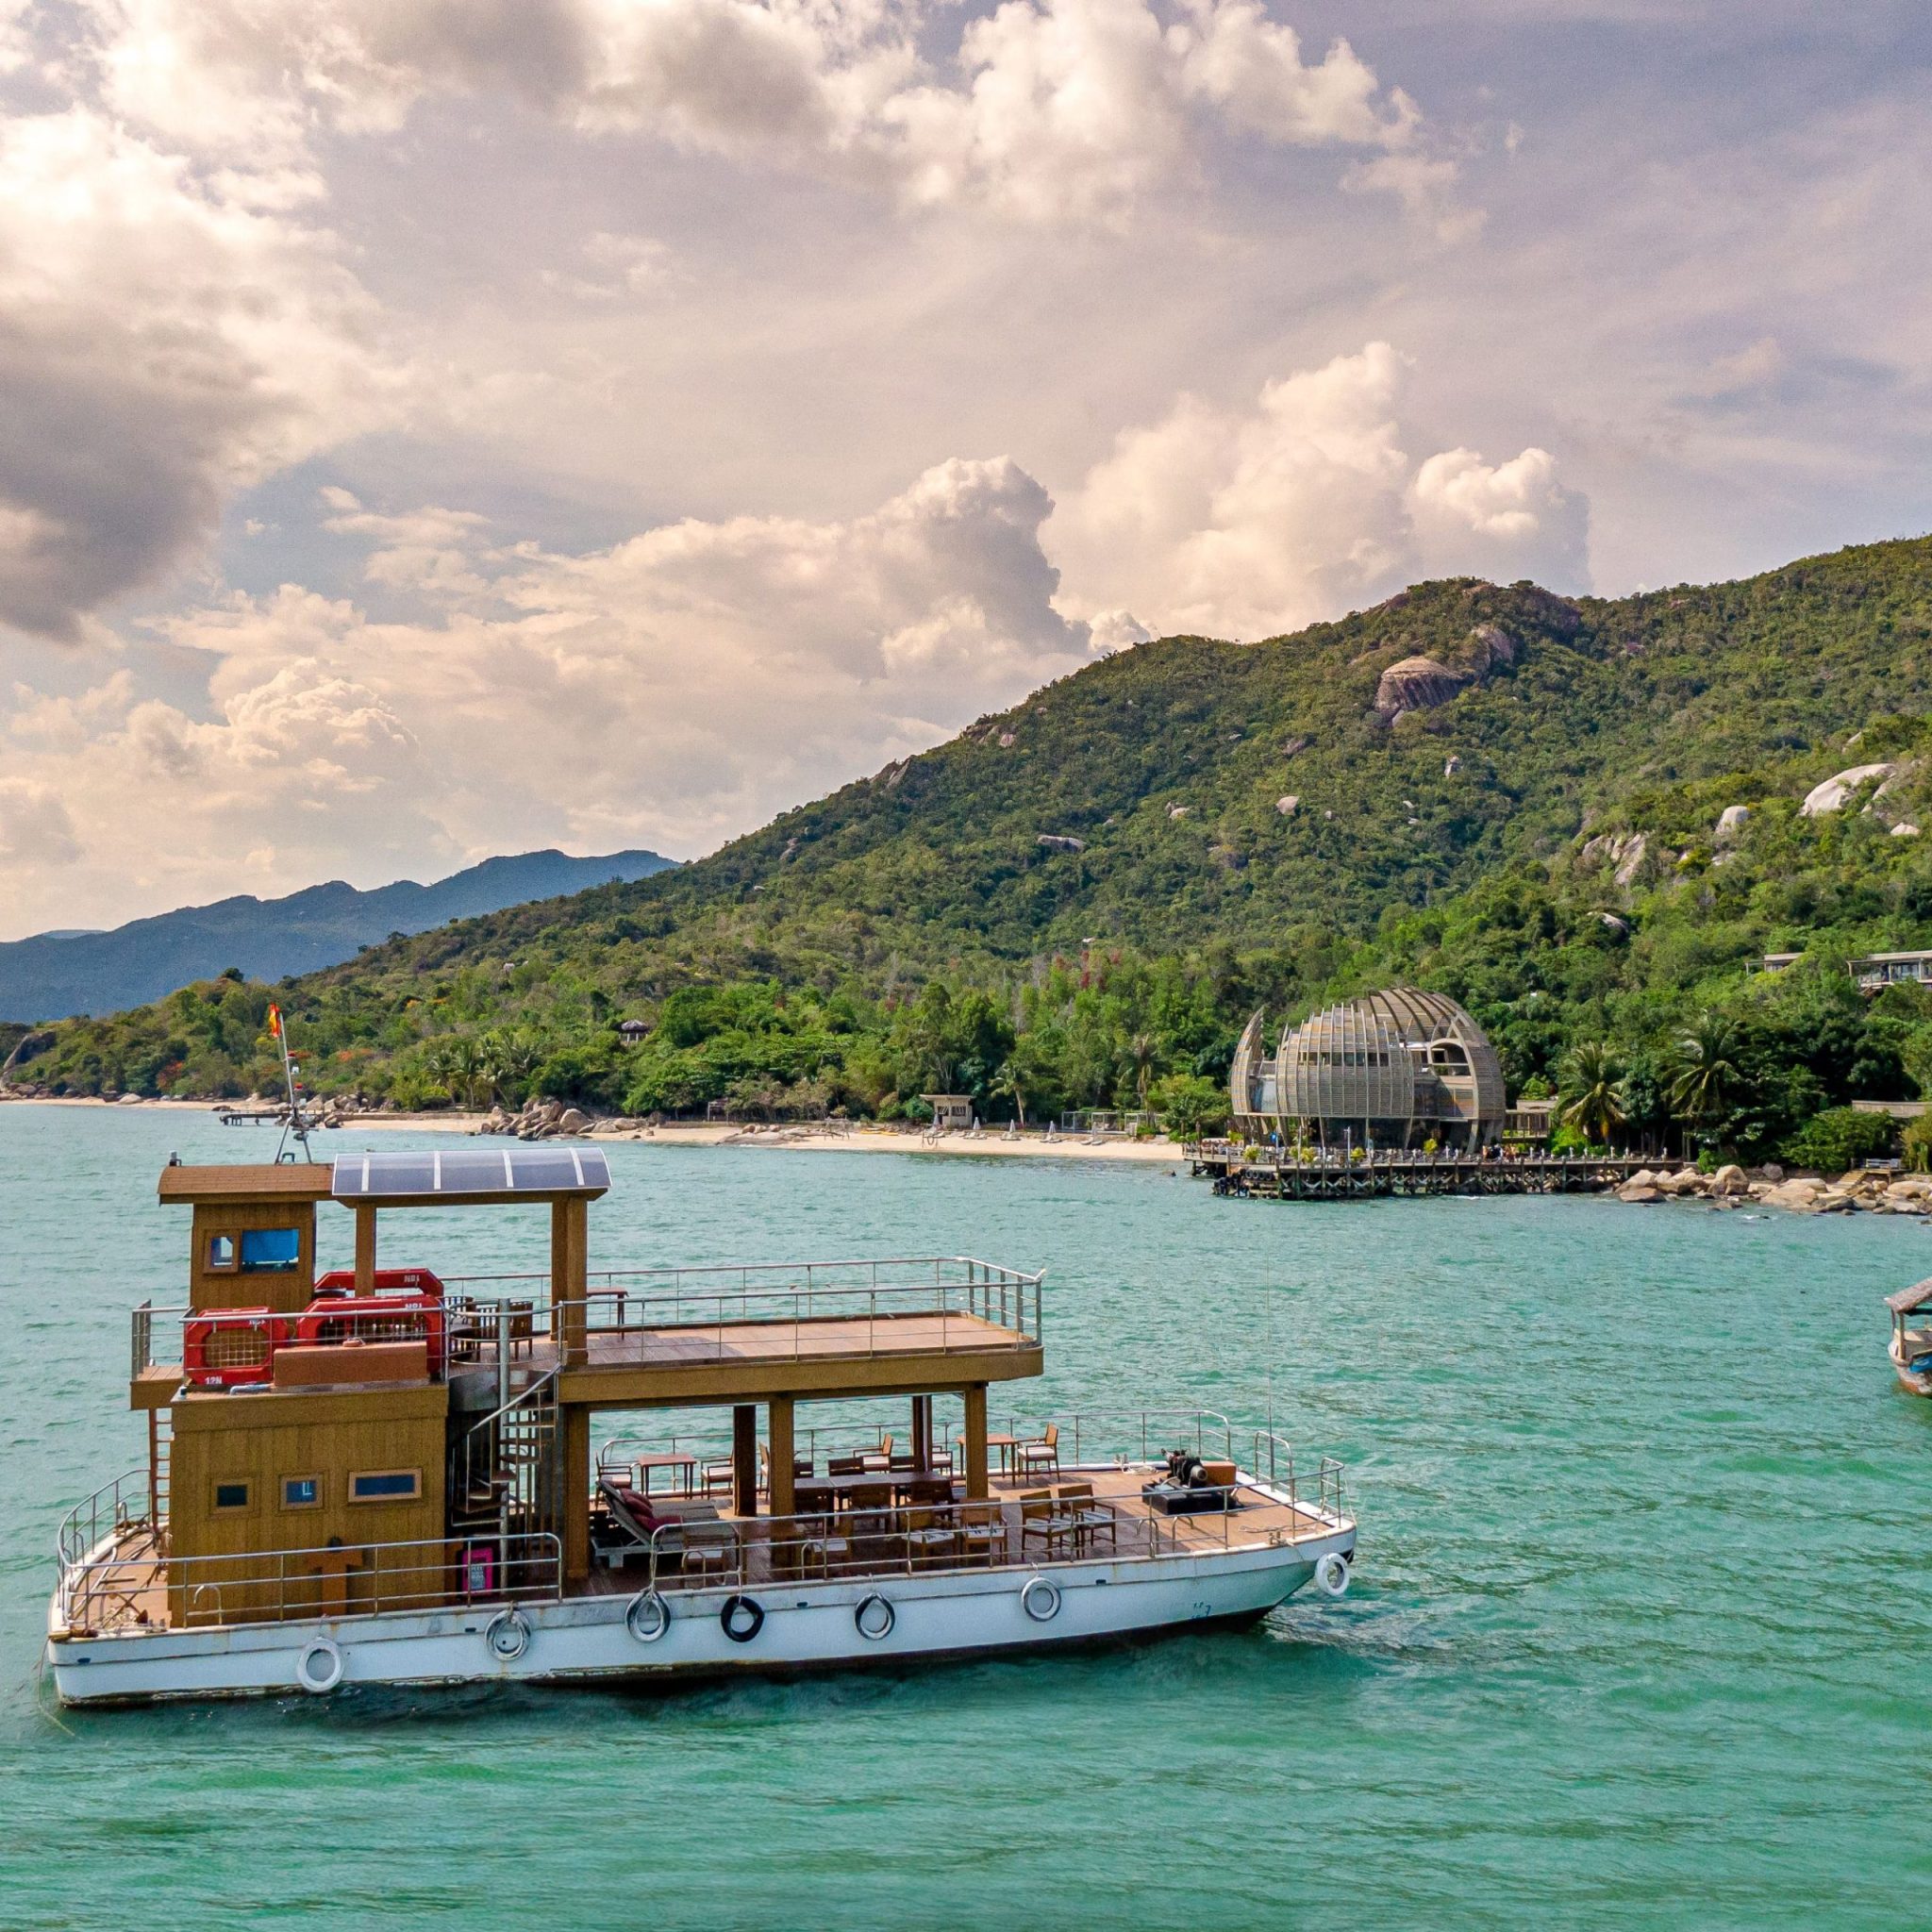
[1801,762,1894,816]
[1374,655,1470,723]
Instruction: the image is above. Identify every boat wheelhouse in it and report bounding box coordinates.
[1886,1278,1932,1395]
[49,1150,1357,1705]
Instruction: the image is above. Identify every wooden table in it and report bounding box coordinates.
[805,1472,957,1509]
[631,1452,698,1495]
[960,1433,1020,1477]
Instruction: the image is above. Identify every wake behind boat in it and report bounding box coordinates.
[48,1148,1356,1705]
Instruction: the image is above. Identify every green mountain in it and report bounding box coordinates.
[19,534,1932,1162]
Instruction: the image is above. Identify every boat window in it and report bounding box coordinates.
[240,1227,301,1273]
[349,1469,422,1504]
[213,1480,251,1512]
[206,1233,238,1273]
[281,1475,320,1509]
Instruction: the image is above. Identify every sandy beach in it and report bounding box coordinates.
[3,1094,1188,1165]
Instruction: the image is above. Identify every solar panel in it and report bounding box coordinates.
[332,1147,612,1198]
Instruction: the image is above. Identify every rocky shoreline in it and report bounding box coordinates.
[1617,1162,1932,1215]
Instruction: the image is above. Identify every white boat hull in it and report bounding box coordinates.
[48,1528,1354,1706]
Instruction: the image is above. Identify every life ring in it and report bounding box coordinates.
[854,1593,895,1641]
[720,1594,765,1643]
[1020,1575,1061,1623]
[1314,1552,1351,1598]
[486,1608,532,1660]
[294,1637,343,1694]
[625,1589,671,1644]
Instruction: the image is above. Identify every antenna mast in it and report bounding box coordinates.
[268,1004,317,1164]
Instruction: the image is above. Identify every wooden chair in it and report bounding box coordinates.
[1019,1489,1079,1558]
[1017,1423,1059,1478]
[957,1500,1005,1567]
[903,1476,953,1508]
[858,1435,893,1474]
[699,1456,735,1498]
[826,1453,868,1477]
[794,1510,851,1579]
[844,1484,896,1568]
[1055,1480,1117,1556]
[899,1506,958,1570]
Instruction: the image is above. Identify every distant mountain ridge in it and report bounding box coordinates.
[1,849,677,1021]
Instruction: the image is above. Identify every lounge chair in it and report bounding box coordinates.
[595,1481,727,1572]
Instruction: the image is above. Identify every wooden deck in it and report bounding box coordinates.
[589,1464,1338,1593]
[549,1310,1043,1404]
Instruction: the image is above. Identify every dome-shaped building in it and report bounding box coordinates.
[1230,989,1505,1150]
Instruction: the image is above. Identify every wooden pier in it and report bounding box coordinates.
[1189,1142,1657,1201]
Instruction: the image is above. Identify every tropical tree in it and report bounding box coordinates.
[1560,1040,1626,1144]
[1665,1014,1743,1133]
[1125,1032,1158,1110]
[990,1058,1026,1127]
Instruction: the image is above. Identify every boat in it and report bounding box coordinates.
[47,1149,1357,1705]
[1886,1278,1932,1394]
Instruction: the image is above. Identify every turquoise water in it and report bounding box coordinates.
[4,1103,1929,1930]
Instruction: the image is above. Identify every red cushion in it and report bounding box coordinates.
[608,1485,661,1529]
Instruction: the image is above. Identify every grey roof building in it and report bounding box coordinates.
[1230,988,1506,1150]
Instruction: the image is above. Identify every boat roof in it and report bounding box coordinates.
[157,1147,611,1208]
[1885,1278,1932,1314]
[157,1163,336,1205]
[332,1146,610,1205]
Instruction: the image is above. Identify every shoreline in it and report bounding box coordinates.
[0,1095,1186,1165]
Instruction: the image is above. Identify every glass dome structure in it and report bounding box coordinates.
[1229,988,1505,1149]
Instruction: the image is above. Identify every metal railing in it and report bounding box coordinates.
[454,1257,1046,1366]
[127,1258,1045,1381]
[58,1529,563,1635]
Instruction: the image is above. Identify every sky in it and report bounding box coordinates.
[1,0,1929,939]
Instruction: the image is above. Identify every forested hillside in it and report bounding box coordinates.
[20,534,1932,1163]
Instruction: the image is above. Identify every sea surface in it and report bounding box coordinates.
[2,1103,1928,1930]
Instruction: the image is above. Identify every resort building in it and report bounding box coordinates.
[1758,949,1932,992]
[1229,988,1507,1151]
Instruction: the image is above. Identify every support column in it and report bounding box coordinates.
[911,1394,932,1474]
[732,1404,758,1518]
[562,1404,591,1586]
[552,1197,588,1368]
[354,1205,377,1294]
[963,1384,989,1499]
[768,1396,795,1521]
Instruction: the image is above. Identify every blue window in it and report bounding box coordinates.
[349,1470,421,1503]
[240,1227,300,1273]
[213,1481,250,1511]
[282,1476,319,1508]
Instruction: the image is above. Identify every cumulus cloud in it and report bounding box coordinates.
[0,455,1103,929]
[76,0,1455,225]
[0,109,400,642]
[1047,342,1589,639]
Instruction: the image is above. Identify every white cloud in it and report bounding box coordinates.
[0,109,401,641]
[0,455,1102,929]
[1047,342,1589,639]
[76,0,1455,225]
[0,779,82,867]
[0,0,31,73]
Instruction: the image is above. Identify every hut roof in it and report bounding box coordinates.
[1885,1279,1932,1314]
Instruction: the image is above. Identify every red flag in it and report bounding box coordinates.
[267,1003,282,1040]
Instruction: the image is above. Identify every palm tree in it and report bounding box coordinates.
[1126,1033,1158,1111]
[1561,1041,1626,1144]
[991,1058,1026,1127]
[1665,1014,1743,1133]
